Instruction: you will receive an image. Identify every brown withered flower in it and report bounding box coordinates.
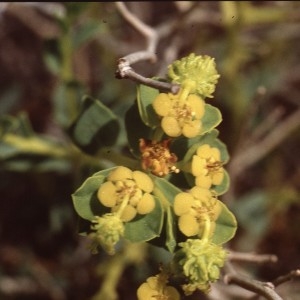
[139,139,179,177]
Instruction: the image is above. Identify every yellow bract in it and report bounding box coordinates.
[97,167,155,222]
[191,144,224,189]
[137,275,180,300]
[152,92,205,138]
[132,170,154,193]
[173,188,221,237]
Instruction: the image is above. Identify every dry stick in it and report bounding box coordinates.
[224,273,283,300]
[115,2,180,94]
[229,108,300,178]
[272,269,300,287]
[227,251,278,264]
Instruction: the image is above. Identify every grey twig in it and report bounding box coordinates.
[273,269,300,287]
[115,2,180,94]
[227,251,278,264]
[224,273,283,300]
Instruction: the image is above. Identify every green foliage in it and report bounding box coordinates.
[68,96,120,154]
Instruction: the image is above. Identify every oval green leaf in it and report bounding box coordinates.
[124,196,164,243]
[68,95,120,154]
[72,168,116,221]
[125,101,156,158]
[152,175,182,207]
[137,84,161,128]
[200,104,222,135]
[211,169,230,195]
[212,201,238,245]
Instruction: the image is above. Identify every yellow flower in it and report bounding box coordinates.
[137,274,180,300]
[173,187,221,238]
[191,144,224,189]
[139,138,179,177]
[97,166,155,222]
[153,92,205,138]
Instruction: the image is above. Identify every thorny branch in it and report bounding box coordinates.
[115,2,180,94]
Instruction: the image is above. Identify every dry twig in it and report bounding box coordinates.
[273,269,300,287]
[224,273,283,300]
[228,251,278,264]
[115,2,180,93]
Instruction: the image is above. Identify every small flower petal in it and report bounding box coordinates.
[187,94,205,119]
[212,171,224,185]
[195,174,212,189]
[196,144,212,158]
[182,120,202,138]
[174,192,194,216]
[137,282,156,300]
[152,93,172,117]
[191,155,207,176]
[178,214,199,237]
[137,193,155,215]
[164,286,180,300]
[97,181,117,207]
[133,171,154,193]
[189,186,212,201]
[161,116,182,137]
[120,205,137,222]
[108,166,133,181]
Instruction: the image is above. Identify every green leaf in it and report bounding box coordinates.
[53,81,85,128]
[152,176,182,207]
[200,104,222,135]
[136,84,161,127]
[212,169,230,195]
[124,196,164,243]
[125,101,155,158]
[0,113,34,138]
[212,201,238,245]
[165,206,177,253]
[72,174,108,221]
[171,129,220,161]
[72,168,115,221]
[68,95,120,154]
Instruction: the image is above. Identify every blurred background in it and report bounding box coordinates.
[0,2,300,299]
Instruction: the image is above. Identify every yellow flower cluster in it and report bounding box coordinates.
[97,166,155,222]
[152,92,205,138]
[173,186,221,237]
[191,144,224,189]
[137,274,180,300]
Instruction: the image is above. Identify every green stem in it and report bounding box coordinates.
[201,215,211,243]
[98,148,140,170]
[152,126,165,141]
[153,186,170,210]
[116,194,130,219]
